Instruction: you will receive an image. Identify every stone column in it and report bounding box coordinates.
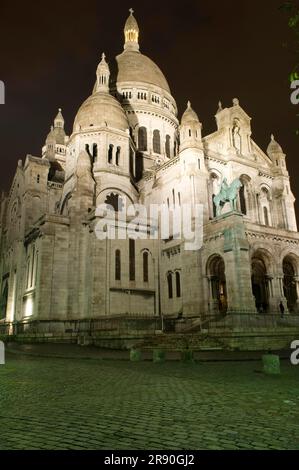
[267,275,281,314]
[272,274,289,314]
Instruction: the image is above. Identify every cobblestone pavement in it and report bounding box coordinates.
[0,354,298,450]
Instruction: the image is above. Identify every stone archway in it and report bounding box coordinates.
[207,255,228,313]
[251,253,270,313]
[283,256,298,313]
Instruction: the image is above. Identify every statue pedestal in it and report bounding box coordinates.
[213,211,257,314]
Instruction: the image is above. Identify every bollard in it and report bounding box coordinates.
[0,341,4,365]
[153,349,165,363]
[130,348,142,362]
[262,354,280,375]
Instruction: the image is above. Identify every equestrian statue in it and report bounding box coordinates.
[213,178,242,217]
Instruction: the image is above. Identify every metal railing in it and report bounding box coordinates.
[1,312,299,338]
[174,313,299,332]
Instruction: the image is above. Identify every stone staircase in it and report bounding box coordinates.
[135,331,230,353]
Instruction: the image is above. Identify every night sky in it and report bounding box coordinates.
[0,0,298,211]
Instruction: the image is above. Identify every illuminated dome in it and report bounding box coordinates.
[267,134,283,155]
[113,50,171,94]
[74,54,129,133]
[74,92,129,132]
[110,9,171,94]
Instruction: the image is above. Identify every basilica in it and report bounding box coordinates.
[1,10,299,343]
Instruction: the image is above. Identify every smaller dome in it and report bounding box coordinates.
[267,134,283,155]
[46,109,66,145]
[73,92,129,132]
[181,101,200,125]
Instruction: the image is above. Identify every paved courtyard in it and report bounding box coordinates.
[0,353,298,450]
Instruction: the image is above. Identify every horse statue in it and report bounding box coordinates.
[213,178,242,217]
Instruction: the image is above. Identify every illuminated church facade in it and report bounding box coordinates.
[1,10,299,338]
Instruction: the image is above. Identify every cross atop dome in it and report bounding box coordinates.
[129,8,134,15]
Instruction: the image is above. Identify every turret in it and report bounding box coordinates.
[267,135,297,231]
[42,108,67,168]
[267,134,288,174]
[179,101,202,152]
[95,53,110,93]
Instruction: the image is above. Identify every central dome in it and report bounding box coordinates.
[112,50,171,94]
[73,92,129,133]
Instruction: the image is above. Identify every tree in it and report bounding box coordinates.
[281,1,299,80]
[280,1,299,134]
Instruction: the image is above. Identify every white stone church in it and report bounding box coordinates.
[1,10,299,340]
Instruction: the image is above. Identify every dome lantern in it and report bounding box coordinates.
[96,53,110,93]
[54,108,64,129]
[180,101,202,150]
[124,8,140,52]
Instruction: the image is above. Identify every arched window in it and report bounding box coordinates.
[129,239,135,281]
[143,252,149,283]
[30,245,35,289]
[0,281,8,320]
[263,207,269,226]
[176,272,181,298]
[37,175,40,184]
[138,127,147,151]
[115,250,121,281]
[212,195,217,218]
[92,144,98,162]
[108,144,113,164]
[167,273,173,299]
[105,193,123,212]
[239,185,247,215]
[153,130,161,154]
[165,135,171,159]
[116,147,121,166]
[129,149,134,176]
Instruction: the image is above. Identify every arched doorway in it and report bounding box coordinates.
[208,255,228,313]
[283,256,298,312]
[251,254,270,313]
